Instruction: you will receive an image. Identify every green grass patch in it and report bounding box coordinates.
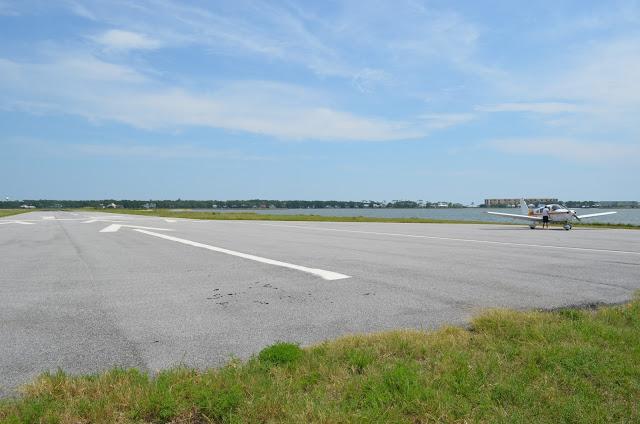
[2,294,640,423]
[87,208,640,229]
[258,342,303,366]
[0,209,31,218]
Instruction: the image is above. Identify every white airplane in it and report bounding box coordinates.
[487,199,617,230]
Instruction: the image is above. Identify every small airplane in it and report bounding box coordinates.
[486,199,617,230]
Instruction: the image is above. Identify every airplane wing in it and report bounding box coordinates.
[576,211,617,219]
[486,211,542,221]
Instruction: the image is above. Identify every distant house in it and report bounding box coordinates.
[437,202,449,208]
[20,204,36,209]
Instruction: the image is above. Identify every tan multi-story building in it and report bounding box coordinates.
[484,198,558,207]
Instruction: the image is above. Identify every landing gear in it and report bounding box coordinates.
[563,223,572,230]
[529,224,537,229]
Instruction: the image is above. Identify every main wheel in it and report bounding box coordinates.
[563,223,572,230]
[529,224,536,229]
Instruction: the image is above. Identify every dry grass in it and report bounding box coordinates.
[2,294,639,423]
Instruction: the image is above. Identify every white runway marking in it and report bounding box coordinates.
[133,229,351,281]
[0,220,34,225]
[164,219,177,223]
[100,224,174,233]
[83,219,126,224]
[260,223,640,256]
[42,216,55,220]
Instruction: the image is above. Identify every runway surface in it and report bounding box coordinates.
[2,210,639,396]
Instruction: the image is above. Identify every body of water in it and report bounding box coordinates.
[189,208,640,225]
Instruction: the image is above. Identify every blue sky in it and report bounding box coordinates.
[1,0,639,203]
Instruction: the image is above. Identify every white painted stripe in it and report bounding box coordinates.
[42,216,55,220]
[100,224,174,233]
[133,229,351,281]
[260,223,640,256]
[83,219,126,224]
[1,218,92,223]
[0,220,34,225]
[164,219,177,223]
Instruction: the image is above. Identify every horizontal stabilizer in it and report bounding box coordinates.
[576,211,617,219]
[487,211,542,221]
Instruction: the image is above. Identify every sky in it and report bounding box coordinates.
[1,0,639,203]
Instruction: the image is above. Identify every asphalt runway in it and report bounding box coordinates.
[2,211,639,396]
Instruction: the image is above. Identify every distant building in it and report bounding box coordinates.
[598,201,639,208]
[484,198,557,207]
[437,202,449,208]
[20,204,36,209]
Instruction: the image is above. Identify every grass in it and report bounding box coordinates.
[84,207,498,225]
[2,294,639,423]
[84,208,640,229]
[0,209,31,218]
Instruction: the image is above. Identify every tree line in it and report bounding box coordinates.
[0,199,467,209]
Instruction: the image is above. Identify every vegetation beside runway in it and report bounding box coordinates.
[85,208,640,229]
[0,209,30,218]
[2,294,639,423]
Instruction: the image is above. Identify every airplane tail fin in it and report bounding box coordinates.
[520,198,529,215]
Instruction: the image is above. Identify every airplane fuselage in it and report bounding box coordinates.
[529,204,577,223]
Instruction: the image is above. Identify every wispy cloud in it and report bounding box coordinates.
[0,0,19,16]
[476,102,582,114]
[491,36,640,134]
[487,138,640,164]
[71,143,270,160]
[91,29,161,52]
[64,0,494,89]
[418,113,475,130]
[7,137,273,160]
[0,54,467,141]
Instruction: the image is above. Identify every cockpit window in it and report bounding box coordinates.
[551,205,561,211]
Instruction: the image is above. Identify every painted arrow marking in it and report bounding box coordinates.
[132,229,351,281]
[0,220,34,225]
[100,224,175,233]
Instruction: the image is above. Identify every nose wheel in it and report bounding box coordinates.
[563,223,572,230]
[529,224,537,229]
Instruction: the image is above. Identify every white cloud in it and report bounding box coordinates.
[0,55,467,141]
[487,138,640,164]
[91,29,161,51]
[476,102,582,114]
